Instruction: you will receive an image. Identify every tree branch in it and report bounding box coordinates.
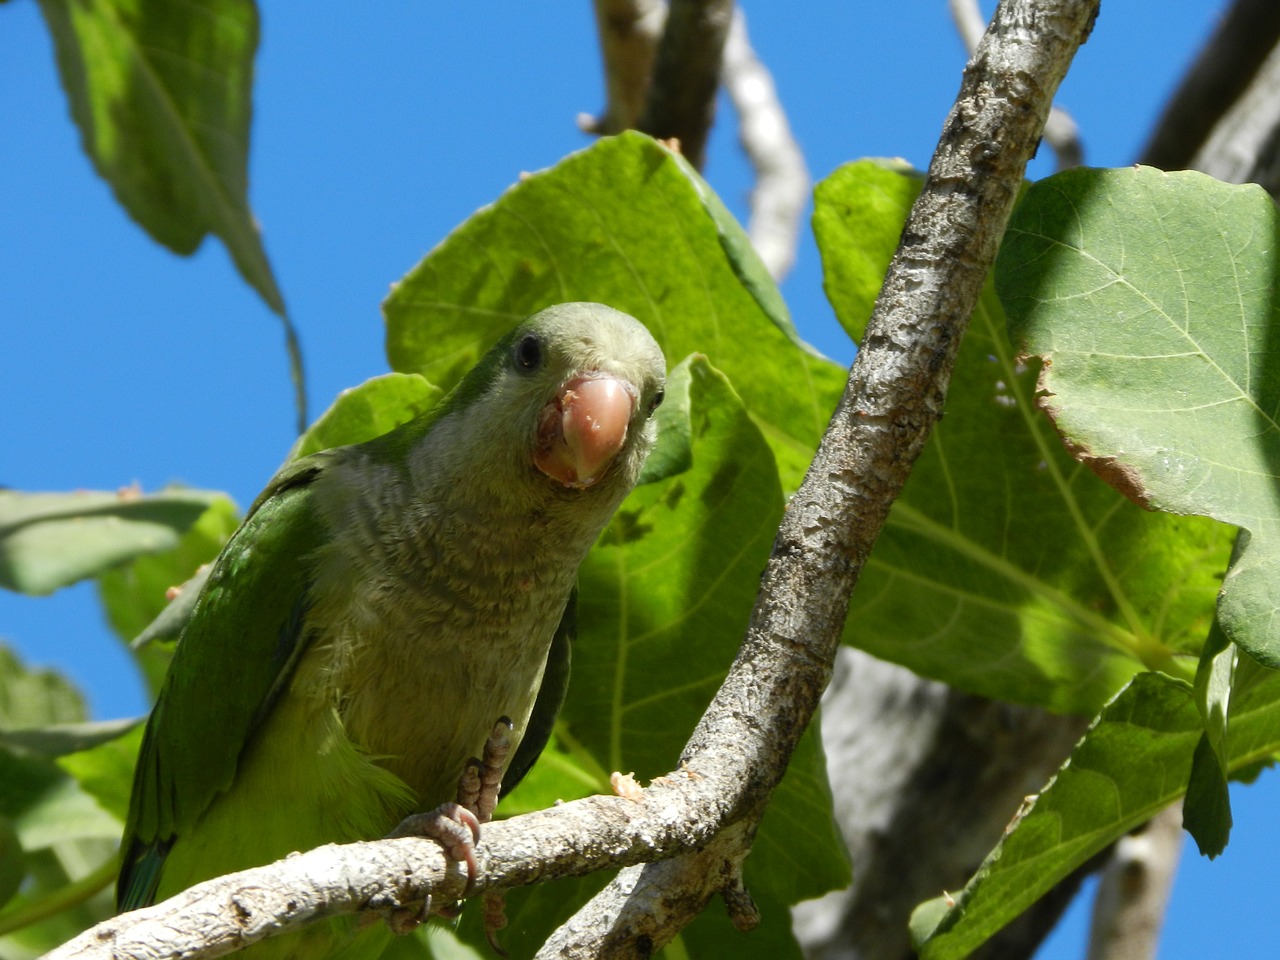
[46,0,1098,956]
[794,651,1089,960]
[721,8,810,281]
[539,0,1099,953]
[949,0,1083,169]
[1188,37,1280,196]
[1085,802,1184,960]
[582,0,665,135]
[1138,0,1280,171]
[637,0,735,169]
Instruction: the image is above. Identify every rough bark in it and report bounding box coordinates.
[949,0,1083,169]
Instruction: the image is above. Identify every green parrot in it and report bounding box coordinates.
[117,303,667,959]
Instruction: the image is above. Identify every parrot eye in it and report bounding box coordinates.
[514,333,543,372]
[648,389,665,416]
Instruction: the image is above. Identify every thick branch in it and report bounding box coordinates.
[638,0,734,169]
[1138,0,1280,170]
[1188,38,1280,196]
[794,650,1089,960]
[45,783,723,960]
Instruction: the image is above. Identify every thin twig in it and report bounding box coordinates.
[722,8,809,281]
[581,0,665,134]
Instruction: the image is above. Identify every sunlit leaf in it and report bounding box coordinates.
[814,160,1231,714]
[37,0,284,315]
[0,488,224,596]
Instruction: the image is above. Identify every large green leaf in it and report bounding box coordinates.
[998,166,1280,670]
[911,166,1280,956]
[997,166,1280,851]
[813,160,1232,713]
[37,0,284,316]
[912,660,1280,957]
[0,488,225,596]
[384,131,847,489]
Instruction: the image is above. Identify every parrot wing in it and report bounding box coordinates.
[117,453,335,911]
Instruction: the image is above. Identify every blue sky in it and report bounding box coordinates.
[3,2,1274,957]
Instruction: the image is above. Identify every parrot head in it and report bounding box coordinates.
[425,302,667,507]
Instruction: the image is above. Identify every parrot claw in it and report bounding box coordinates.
[483,890,511,958]
[388,802,482,894]
[387,718,517,948]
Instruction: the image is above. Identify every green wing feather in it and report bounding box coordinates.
[117,454,333,910]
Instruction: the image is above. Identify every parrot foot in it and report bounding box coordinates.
[458,717,513,824]
[388,801,482,893]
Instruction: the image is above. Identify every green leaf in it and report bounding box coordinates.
[913,663,1280,958]
[0,649,125,949]
[999,166,1279,671]
[94,493,239,696]
[0,719,137,760]
[0,815,23,913]
[383,131,847,490]
[811,158,922,335]
[96,494,237,640]
[0,645,85,729]
[814,161,1233,713]
[0,488,225,596]
[56,723,143,825]
[289,373,444,461]
[36,0,285,316]
[1184,616,1237,856]
[1184,732,1232,857]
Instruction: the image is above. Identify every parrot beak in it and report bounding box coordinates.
[534,374,637,489]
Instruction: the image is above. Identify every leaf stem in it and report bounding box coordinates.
[0,854,118,937]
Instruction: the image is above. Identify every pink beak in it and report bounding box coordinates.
[534,375,636,489]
